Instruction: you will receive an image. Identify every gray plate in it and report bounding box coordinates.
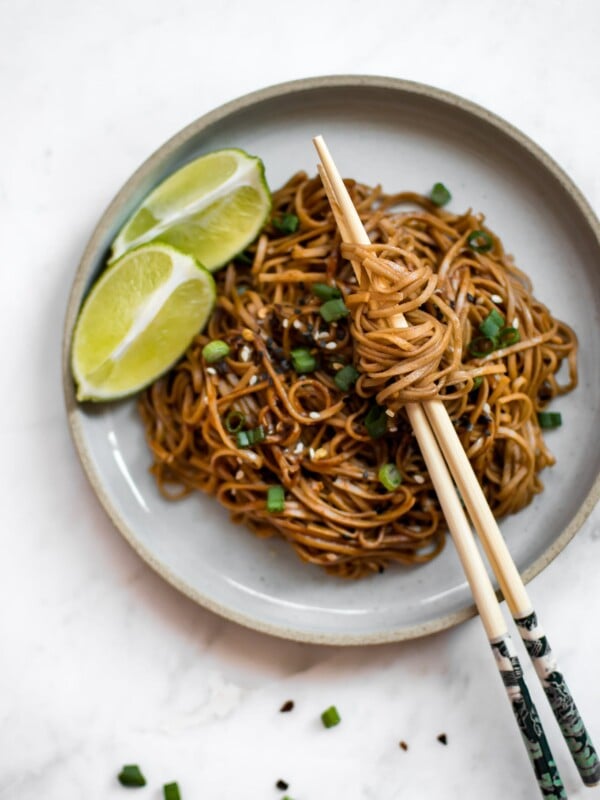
[63,76,600,644]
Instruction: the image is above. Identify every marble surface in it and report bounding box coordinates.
[1,0,599,797]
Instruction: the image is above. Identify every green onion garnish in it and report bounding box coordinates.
[311,283,342,301]
[321,705,341,728]
[378,463,402,491]
[479,309,505,338]
[365,403,388,438]
[467,230,494,253]
[163,783,181,800]
[291,347,318,374]
[236,425,266,448]
[320,297,350,322]
[202,339,230,364]
[471,376,483,390]
[497,326,521,347]
[273,213,300,234]
[468,336,498,358]
[118,765,146,787]
[225,409,246,433]
[334,364,359,392]
[266,485,285,513]
[538,411,562,429]
[430,182,451,207]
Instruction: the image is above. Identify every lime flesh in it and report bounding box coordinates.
[72,243,215,401]
[110,149,270,271]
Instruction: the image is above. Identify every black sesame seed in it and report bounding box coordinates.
[399,740,409,751]
[437,733,448,745]
[280,700,294,712]
[276,779,289,790]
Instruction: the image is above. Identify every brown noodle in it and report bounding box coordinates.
[139,173,578,578]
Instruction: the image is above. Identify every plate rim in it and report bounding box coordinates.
[62,74,600,645]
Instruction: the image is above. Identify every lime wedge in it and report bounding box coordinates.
[110,148,271,271]
[71,243,215,401]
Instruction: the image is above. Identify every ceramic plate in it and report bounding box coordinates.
[63,76,600,644]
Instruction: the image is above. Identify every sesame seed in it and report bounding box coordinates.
[385,409,395,418]
[249,375,258,386]
[309,411,320,419]
[490,294,503,303]
[206,367,217,375]
[240,345,252,362]
[483,402,491,415]
[282,318,289,328]
[293,442,305,454]
[235,469,243,480]
[512,317,519,328]
[413,474,425,484]
[325,341,337,350]
[308,447,315,459]
[292,319,303,329]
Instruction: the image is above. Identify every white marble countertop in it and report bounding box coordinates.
[2,1,599,797]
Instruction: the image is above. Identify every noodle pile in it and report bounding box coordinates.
[139,172,577,578]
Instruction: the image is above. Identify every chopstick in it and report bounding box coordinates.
[313,135,593,797]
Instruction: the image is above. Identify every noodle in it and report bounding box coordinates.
[139,172,578,578]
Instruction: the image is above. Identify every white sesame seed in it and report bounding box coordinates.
[325,342,337,350]
[308,447,315,459]
[413,474,425,484]
[249,375,258,386]
[293,441,305,454]
[282,318,289,328]
[292,319,303,329]
[385,409,395,418]
[206,367,217,375]
[240,345,252,362]
[309,411,320,419]
[490,294,503,303]
[512,317,519,329]
[235,469,243,480]
[483,402,491,414]
[389,426,398,433]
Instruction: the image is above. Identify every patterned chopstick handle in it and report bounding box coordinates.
[491,634,566,799]
[515,611,600,786]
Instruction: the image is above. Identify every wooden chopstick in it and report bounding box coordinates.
[314,138,569,798]
[313,134,600,789]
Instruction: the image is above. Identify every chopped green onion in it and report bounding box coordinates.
[273,213,299,234]
[118,765,146,787]
[334,364,359,392]
[365,403,387,439]
[430,182,452,207]
[468,336,498,358]
[497,326,521,347]
[266,485,285,513]
[163,783,181,800]
[236,425,266,448]
[291,347,318,374]
[225,409,246,433]
[471,376,483,390]
[320,297,350,322]
[479,309,505,338]
[378,463,402,491]
[538,411,562,429]
[467,230,494,253]
[311,282,342,301]
[321,705,341,728]
[202,339,230,364]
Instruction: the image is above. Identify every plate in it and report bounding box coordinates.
[63,75,600,644]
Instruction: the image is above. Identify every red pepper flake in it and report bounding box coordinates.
[279,700,294,713]
[399,740,409,751]
[437,733,448,745]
